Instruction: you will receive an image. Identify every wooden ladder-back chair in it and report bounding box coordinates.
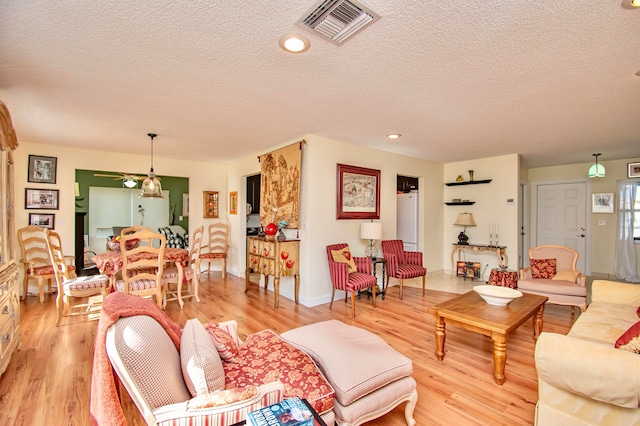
[199,222,229,279]
[163,226,204,309]
[43,229,109,326]
[18,224,76,303]
[114,230,166,308]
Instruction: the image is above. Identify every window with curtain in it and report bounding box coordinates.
[634,182,640,240]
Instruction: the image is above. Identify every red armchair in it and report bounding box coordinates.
[381,240,426,300]
[326,243,377,318]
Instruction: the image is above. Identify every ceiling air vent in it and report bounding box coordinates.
[297,0,380,45]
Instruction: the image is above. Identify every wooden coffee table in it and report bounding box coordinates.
[428,290,548,385]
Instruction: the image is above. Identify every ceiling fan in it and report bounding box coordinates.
[93,172,157,188]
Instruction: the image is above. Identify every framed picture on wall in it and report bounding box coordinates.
[27,155,57,184]
[628,162,640,178]
[25,188,59,210]
[203,191,219,218]
[592,193,614,214]
[229,191,238,214]
[336,163,380,220]
[29,213,55,229]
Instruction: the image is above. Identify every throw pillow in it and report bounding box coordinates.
[615,321,640,353]
[530,258,557,279]
[181,319,225,397]
[551,269,580,282]
[331,246,357,273]
[204,323,239,362]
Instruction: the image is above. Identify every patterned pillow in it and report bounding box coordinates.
[615,321,640,353]
[551,269,580,282]
[331,246,357,273]
[530,258,556,279]
[204,323,239,361]
[181,319,225,396]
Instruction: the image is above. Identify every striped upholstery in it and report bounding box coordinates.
[381,240,427,300]
[181,319,225,396]
[62,274,109,296]
[326,243,377,318]
[162,266,194,281]
[114,278,159,292]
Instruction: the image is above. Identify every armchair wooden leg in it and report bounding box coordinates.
[422,275,426,296]
[399,279,404,300]
[351,292,356,318]
[372,284,376,308]
[330,288,335,310]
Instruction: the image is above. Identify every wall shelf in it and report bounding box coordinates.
[445,179,492,186]
[445,201,476,206]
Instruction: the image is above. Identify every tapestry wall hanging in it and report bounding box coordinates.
[259,141,302,228]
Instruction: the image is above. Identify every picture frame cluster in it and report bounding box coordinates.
[26,155,58,228]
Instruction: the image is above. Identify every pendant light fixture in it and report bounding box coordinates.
[588,153,606,178]
[139,133,164,198]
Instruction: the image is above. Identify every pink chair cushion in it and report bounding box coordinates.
[114,279,159,292]
[63,275,108,293]
[200,253,227,259]
[30,265,76,276]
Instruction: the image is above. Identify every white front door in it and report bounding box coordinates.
[536,182,587,273]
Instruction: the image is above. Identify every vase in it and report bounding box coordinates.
[468,170,474,181]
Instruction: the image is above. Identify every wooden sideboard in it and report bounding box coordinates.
[0,101,20,377]
[245,236,299,308]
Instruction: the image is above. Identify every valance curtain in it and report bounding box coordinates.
[615,179,640,283]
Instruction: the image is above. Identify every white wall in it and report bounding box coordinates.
[444,154,520,274]
[227,134,443,307]
[15,141,227,294]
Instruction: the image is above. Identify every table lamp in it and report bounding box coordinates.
[361,221,382,258]
[454,212,476,245]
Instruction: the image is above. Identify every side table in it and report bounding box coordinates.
[488,268,518,289]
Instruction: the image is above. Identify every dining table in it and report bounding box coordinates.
[92,248,191,307]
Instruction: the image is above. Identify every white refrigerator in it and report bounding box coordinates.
[397,192,419,252]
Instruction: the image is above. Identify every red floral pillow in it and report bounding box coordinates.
[530,258,557,279]
[615,321,640,353]
[204,323,239,362]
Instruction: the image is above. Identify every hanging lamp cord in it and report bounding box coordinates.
[147,133,157,173]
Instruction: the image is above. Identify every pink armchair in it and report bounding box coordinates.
[381,240,426,300]
[519,244,587,313]
[326,243,377,318]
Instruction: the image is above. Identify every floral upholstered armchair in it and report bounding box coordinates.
[93,292,335,426]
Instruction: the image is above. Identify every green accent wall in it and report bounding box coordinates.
[75,169,189,233]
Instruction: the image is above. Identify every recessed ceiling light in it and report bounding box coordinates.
[279,34,310,53]
[622,0,640,9]
[387,134,401,140]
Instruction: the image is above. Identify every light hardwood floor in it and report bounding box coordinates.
[0,272,575,425]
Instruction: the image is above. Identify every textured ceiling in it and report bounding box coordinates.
[1,0,639,168]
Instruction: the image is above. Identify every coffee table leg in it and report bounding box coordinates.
[434,315,446,360]
[533,304,545,341]
[492,334,507,385]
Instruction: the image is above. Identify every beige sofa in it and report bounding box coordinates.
[534,280,640,425]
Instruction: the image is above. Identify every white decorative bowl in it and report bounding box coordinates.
[473,285,522,306]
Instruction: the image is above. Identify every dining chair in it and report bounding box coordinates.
[114,230,166,308]
[18,224,76,303]
[162,226,203,309]
[199,222,230,278]
[43,229,109,326]
[120,225,154,246]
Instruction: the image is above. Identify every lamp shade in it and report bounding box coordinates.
[454,213,476,227]
[139,174,163,198]
[588,163,606,178]
[360,222,382,240]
